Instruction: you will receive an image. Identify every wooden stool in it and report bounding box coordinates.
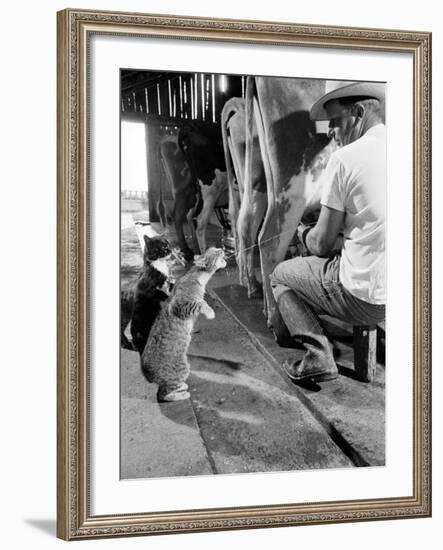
[353,325,377,382]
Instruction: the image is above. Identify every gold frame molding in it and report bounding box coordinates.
[57,8,432,541]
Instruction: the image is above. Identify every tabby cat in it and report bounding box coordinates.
[141,247,226,402]
[121,234,173,352]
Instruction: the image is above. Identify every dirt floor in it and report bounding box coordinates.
[120,212,385,479]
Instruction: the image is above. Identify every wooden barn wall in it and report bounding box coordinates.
[123,72,243,120]
[121,72,244,221]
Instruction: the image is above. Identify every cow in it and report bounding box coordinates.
[178,120,229,253]
[157,134,199,260]
[225,77,338,335]
[247,76,338,328]
[221,97,266,297]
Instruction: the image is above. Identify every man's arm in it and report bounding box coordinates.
[303,205,344,257]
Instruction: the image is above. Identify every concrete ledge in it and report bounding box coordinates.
[120,349,213,479]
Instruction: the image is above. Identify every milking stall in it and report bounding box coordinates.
[120,69,386,479]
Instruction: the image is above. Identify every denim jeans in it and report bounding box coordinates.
[270,255,385,371]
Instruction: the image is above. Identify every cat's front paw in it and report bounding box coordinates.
[162,283,172,296]
[203,307,215,320]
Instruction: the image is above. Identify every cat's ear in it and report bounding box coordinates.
[143,235,152,246]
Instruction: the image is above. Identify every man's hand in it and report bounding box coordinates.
[304,206,345,257]
[296,223,314,255]
[296,223,312,246]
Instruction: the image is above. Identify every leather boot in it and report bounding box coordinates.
[276,290,338,381]
[269,306,293,347]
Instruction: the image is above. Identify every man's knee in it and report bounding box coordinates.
[270,258,302,302]
[270,263,285,302]
[270,257,306,286]
[270,262,285,291]
[269,264,281,286]
[270,256,320,302]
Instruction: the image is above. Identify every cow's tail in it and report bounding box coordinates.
[221,98,246,256]
[221,99,240,193]
[244,77,257,203]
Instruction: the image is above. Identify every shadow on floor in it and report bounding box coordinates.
[24,519,56,537]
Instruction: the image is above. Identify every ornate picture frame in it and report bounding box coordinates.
[57,8,431,540]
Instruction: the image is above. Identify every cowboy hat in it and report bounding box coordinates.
[310,81,385,121]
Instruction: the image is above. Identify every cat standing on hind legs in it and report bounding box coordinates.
[141,247,226,402]
[120,234,175,352]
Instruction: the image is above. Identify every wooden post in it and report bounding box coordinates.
[211,74,216,122]
[168,80,172,117]
[184,77,189,119]
[179,75,183,118]
[205,77,210,119]
[194,73,198,118]
[190,76,195,119]
[200,73,205,120]
[156,84,161,115]
[353,325,377,382]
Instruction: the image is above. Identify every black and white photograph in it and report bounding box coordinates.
[1,0,438,544]
[52,4,432,543]
[120,70,386,480]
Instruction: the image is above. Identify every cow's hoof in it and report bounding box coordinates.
[238,268,248,287]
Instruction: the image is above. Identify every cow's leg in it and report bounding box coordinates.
[237,77,264,297]
[222,124,242,255]
[157,158,168,230]
[259,173,307,330]
[237,79,253,291]
[186,198,200,253]
[259,169,324,330]
[195,173,227,253]
[226,135,242,255]
[173,193,194,261]
[236,189,266,297]
[195,201,213,254]
[252,95,307,326]
[259,198,305,331]
[246,190,267,297]
[221,100,246,257]
[228,182,240,254]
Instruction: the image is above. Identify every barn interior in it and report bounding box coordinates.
[120,69,385,479]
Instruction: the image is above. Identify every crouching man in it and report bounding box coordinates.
[270,82,386,382]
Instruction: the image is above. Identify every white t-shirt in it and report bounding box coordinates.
[320,124,386,305]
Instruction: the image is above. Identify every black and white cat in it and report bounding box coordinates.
[121,234,174,352]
